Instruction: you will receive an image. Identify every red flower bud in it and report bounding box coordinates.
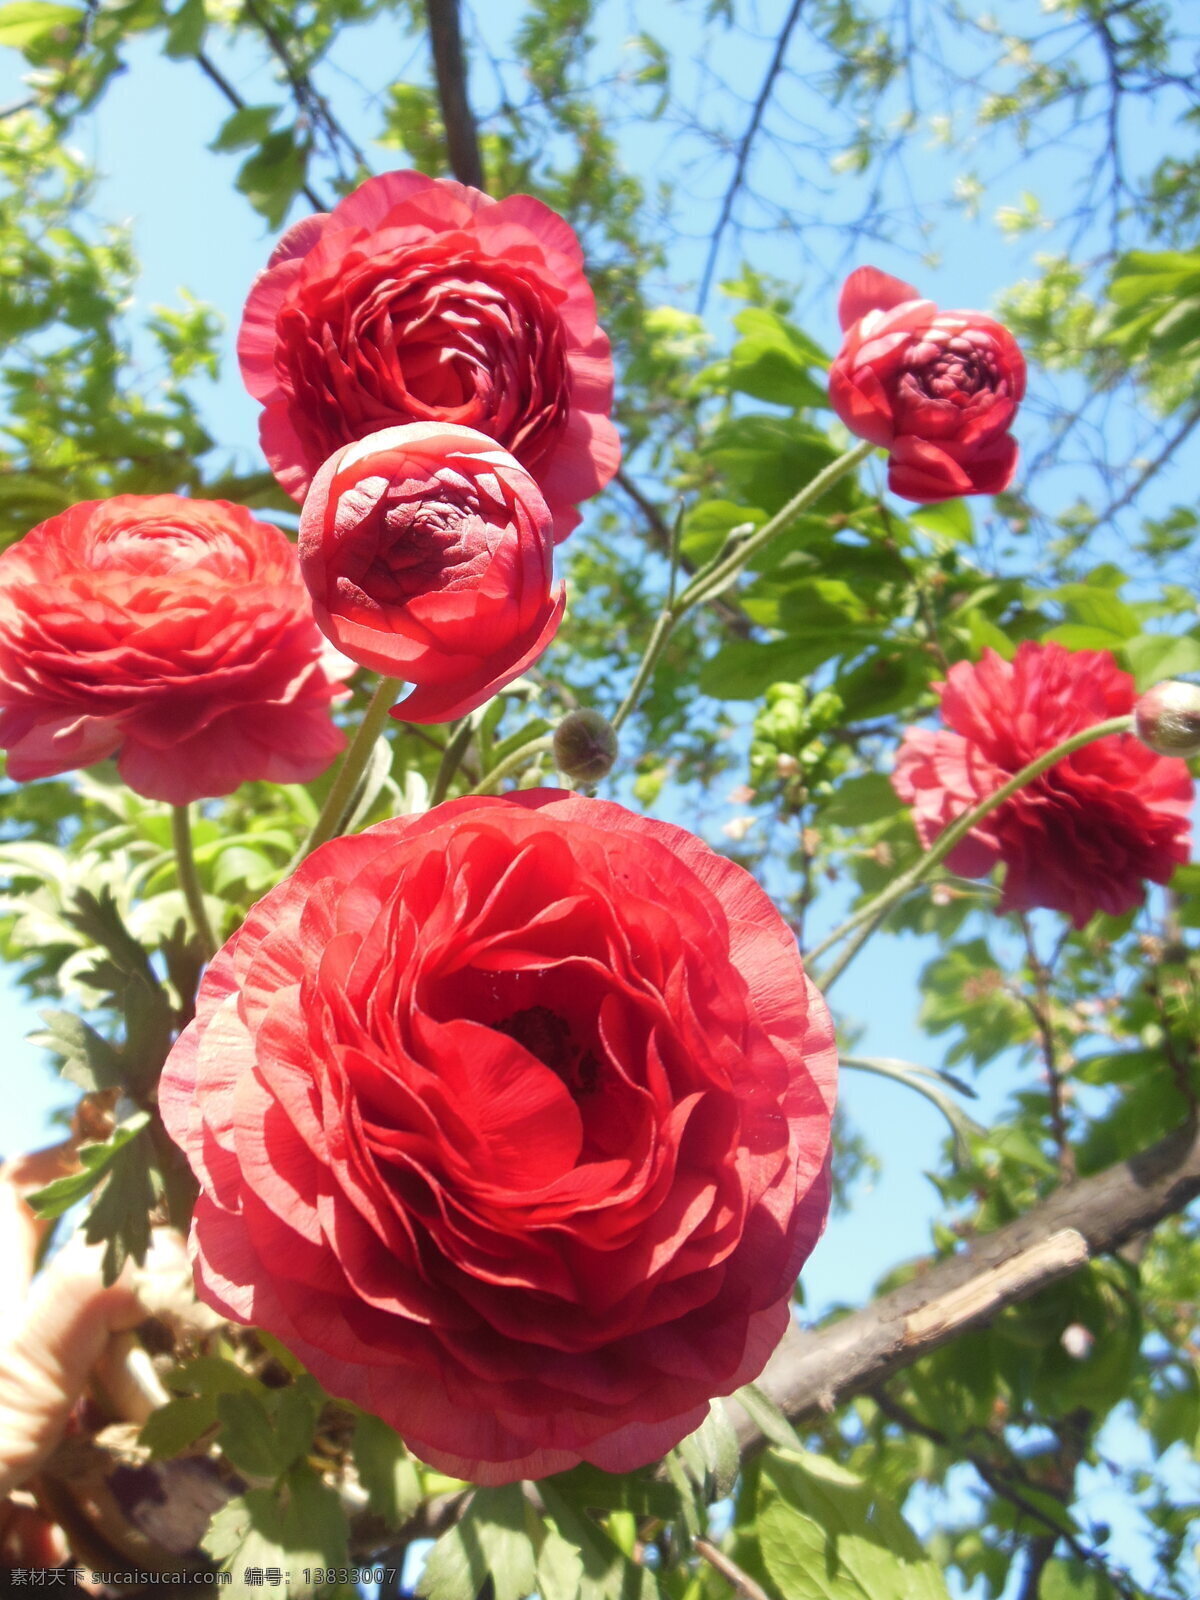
[299,424,565,725]
[829,266,1026,503]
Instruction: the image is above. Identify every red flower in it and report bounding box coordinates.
[0,495,349,805]
[892,643,1193,927]
[238,171,620,542]
[829,266,1026,502]
[160,791,837,1484]
[299,423,565,724]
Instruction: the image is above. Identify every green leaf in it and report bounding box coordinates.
[217,1390,287,1480]
[820,773,901,827]
[418,1485,538,1600]
[139,1393,221,1458]
[675,1400,740,1503]
[1039,1561,1120,1600]
[541,1463,679,1520]
[907,499,974,543]
[210,104,281,153]
[757,1448,950,1600]
[163,0,204,57]
[83,1132,157,1283]
[27,1111,150,1218]
[0,0,83,48]
[700,630,873,700]
[31,1007,123,1091]
[279,1461,350,1574]
[202,1486,289,1587]
[1123,632,1200,691]
[727,308,830,409]
[352,1411,422,1525]
[271,1377,320,1472]
[235,129,309,229]
[538,1483,664,1600]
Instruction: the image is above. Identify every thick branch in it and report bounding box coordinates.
[424,0,484,189]
[729,1116,1200,1455]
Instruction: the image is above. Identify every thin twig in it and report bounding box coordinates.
[696,0,806,312]
[695,1538,774,1600]
[196,48,326,211]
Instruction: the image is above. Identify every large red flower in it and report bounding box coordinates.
[160,791,836,1484]
[829,266,1026,502]
[0,495,348,805]
[238,171,620,542]
[892,643,1193,926]
[299,423,564,724]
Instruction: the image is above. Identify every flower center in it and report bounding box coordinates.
[493,1005,601,1099]
[907,335,999,402]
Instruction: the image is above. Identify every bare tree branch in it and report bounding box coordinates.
[696,0,806,314]
[729,1115,1200,1456]
[424,0,484,189]
[195,49,327,212]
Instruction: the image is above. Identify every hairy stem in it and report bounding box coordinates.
[299,676,401,861]
[170,804,216,961]
[612,439,876,731]
[808,713,1135,973]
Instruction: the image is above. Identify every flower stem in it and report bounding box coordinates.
[611,439,876,733]
[298,675,401,862]
[466,734,555,796]
[429,714,479,806]
[171,803,216,961]
[809,713,1135,988]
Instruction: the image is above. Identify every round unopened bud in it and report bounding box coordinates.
[553,708,619,783]
[1134,680,1200,757]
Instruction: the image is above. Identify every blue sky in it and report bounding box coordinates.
[1,3,1198,1593]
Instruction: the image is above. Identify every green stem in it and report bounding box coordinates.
[611,439,876,733]
[429,714,479,806]
[171,803,216,961]
[808,713,1135,985]
[466,734,554,796]
[298,675,401,861]
[611,606,675,733]
[680,437,876,614]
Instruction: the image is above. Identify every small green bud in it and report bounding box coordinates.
[1133,680,1200,757]
[553,708,619,782]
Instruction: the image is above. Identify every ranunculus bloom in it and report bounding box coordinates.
[0,495,349,805]
[829,266,1026,502]
[892,642,1193,926]
[299,423,564,724]
[160,790,837,1484]
[238,171,620,542]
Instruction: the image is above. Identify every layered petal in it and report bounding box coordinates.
[237,171,619,540]
[0,496,349,803]
[830,266,1026,503]
[891,643,1194,926]
[161,791,838,1483]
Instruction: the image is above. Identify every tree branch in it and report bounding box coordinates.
[424,0,484,189]
[696,0,806,313]
[728,1115,1200,1456]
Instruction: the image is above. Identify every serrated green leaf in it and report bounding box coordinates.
[539,1483,664,1600]
[139,1392,221,1458]
[217,1389,286,1479]
[418,1485,538,1600]
[31,1006,123,1091]
[352,1411,422,1525]
[279,1460,350,1574]
[270,1377,320,1473]
[758,1448,950,1600]
[27,1111,150,1218]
